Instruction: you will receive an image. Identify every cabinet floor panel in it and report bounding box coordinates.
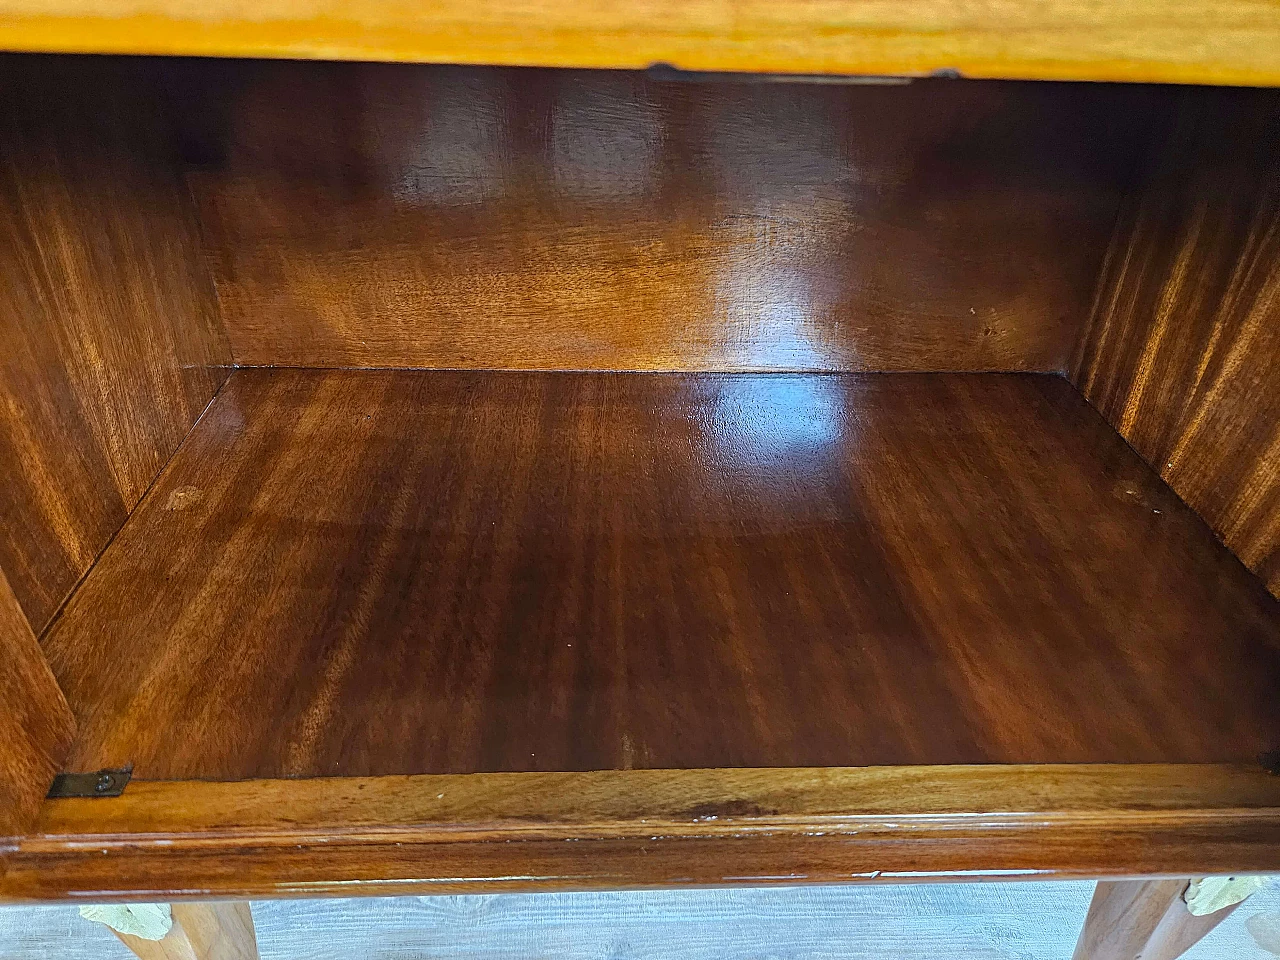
[41,370,1280,780]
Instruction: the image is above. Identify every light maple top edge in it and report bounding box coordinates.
[1,0,1279,86]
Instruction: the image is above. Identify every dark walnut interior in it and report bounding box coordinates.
[0,57,1277,868]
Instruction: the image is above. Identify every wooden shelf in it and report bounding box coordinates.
[1,0,1279,86]
[42,369,1280,781]
[4,367,1278,899]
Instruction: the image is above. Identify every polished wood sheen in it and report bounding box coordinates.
[0,57,232,633]
[41,369,1280,780]
[180,62,1143,371]
[5,765,1280,900]
[1072,88,1280,598]
[0,0,1278,86]
[0,568,74,839]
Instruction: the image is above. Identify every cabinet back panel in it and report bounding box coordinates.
[178,62,1149,371]
[0,57,232,634]
[1072,88,1280,598]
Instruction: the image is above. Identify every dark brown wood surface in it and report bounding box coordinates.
[0,56,232,633]
[42,369,1280,780]
[6,765,1280,900]
[178,62,1147,371]
[0,568,74,839]
[1072,88,1280,598]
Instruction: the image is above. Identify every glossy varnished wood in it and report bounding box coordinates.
[5,765,1280,900]
[0,0,1279,86]
[0,569,73,839]
[41,370,1280,780]
[0,57,232,633]
[1072,89,1280,599]
[179,62,1143,371]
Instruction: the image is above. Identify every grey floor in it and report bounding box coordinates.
[1,881,1278,959]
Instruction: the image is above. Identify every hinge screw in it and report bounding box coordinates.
[94,773,116,794]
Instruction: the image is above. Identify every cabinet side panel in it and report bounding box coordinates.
[1072,88,1280,598]
[0,56,232,633]
[179,62,1148,372]
[0,567,73,839]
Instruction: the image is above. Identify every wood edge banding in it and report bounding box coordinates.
[0,5,1279,87]
[7,764,1280,900]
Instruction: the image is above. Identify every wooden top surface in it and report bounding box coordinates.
[1,1,1280,86]
[43,369,1280,780]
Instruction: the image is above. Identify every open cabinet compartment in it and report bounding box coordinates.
[2,55,1279,900]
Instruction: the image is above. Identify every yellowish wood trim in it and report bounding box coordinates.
[0,1,1279,86]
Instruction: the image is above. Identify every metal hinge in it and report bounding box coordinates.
[1261,749,1280,776]
[46,766,132,799]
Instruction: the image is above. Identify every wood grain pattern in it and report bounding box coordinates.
[0,568,74,840]
[40,369,1280,780]
[0,0,1279,86]
[1072,879,1241,960]
[114,903,258,960]
[0,56,232,633]
[1136,889,1243,960]
[179,62,1143,371]
[1072,88,1280,599]
[1072,880,1192,960]
[5,765,1280,900]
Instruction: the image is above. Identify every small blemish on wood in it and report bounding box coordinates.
[681,799,779,821]
[165,486,203,511]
